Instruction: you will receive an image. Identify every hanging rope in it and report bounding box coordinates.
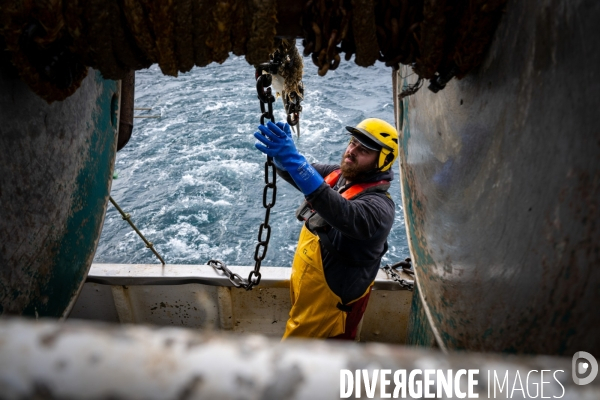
[0,0,506,103]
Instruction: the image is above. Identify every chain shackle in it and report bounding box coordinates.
[283,81,303,135]
[287,112,299,126]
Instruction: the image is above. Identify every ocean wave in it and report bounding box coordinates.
[95,49,409,267]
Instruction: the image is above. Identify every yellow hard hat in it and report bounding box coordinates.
[345,118,399,172]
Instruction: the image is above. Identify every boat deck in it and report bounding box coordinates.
[69,264,415,344]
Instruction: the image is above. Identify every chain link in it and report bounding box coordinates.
[207,260,247,288]
[208,70,277,290]
[381,258,414,291]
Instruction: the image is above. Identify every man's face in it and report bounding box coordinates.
[340,137,379,181]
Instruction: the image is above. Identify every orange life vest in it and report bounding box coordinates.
[323,169,390,200]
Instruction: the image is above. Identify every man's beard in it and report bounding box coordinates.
[340,152,376,181]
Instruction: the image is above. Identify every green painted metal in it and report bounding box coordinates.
[0,68,118,317]
[405,286,436,347]
[399,93,435,273]
[23,75,118,317]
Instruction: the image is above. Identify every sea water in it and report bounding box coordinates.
[94,51,410,267]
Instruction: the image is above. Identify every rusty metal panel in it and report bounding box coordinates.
[397,0,600,354]
[0,68,118,317]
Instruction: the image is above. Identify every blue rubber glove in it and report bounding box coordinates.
[254,121,324,195]
[271,122,292,171]
[254,121,294,168]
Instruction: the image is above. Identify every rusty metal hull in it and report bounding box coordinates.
[397,0,600,354]
[0,68,119,317]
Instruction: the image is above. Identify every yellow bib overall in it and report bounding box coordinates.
[282,224,372,339]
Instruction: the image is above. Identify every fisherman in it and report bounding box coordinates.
[254,118,398,340]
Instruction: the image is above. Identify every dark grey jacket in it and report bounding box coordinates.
[277,163,395,304]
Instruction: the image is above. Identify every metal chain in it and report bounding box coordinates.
[249,71,277,290]
[207,69,277,290]
[284,81,304,137]
[381,258,414,291]
[207,260,250,289]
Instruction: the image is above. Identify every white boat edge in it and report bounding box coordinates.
[69,264,415,344]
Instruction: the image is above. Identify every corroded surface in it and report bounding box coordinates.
[351,0,379,67]
[0,67,118,317]
[0,0,505,100]
[398,0,600,354]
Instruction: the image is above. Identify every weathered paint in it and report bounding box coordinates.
[395,0,600,355]
[405,285,437,348]
[398,91,436,272]
[1,318,597,399]
[397,81,446,350]
[0,67,118,317]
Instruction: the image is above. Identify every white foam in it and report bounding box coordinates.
[237,123,254,133]
[166,238,192,256]
[181,174,196,185]
[205,199,232,206]
[204,101,237,111]
[174,222,200,237]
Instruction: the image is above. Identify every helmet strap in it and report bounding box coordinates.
[377,149,394,171]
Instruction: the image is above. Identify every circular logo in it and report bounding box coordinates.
[572,351,598,385]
